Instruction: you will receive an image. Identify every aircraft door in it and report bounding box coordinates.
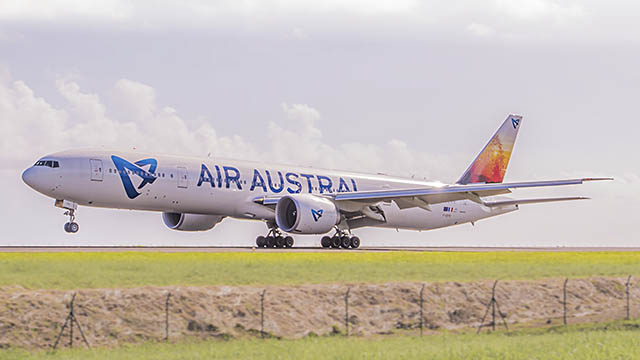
[177,166,188,188]
[90,159,104,181]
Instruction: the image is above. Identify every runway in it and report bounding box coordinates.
[1,246,639,253]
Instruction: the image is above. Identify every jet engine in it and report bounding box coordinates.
[162,212,224,231]
[275,194,340,234]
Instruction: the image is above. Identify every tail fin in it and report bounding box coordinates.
[457,114,522,184]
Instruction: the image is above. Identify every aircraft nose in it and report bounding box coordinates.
[22,167,51,193]
[22,167,36,189]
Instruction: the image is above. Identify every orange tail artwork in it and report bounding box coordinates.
[457,115,522,184]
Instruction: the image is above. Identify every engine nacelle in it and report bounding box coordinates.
[275,194,340,234]
[162,212,224,231]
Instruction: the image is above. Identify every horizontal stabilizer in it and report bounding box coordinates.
[484,197,590,207]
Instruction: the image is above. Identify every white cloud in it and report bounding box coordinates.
[266,103,456,180]
[0,0,133,22]
[0,76,456,181]
[494,0,585,22]
[0,0,603,42]
[467,23,495,37]
[0,76,260,168]
[0,79,69,167]
[0,0,420,23]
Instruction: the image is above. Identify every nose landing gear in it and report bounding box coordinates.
[63,209,79,234]
[56,200,80,234]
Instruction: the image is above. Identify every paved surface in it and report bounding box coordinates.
[1,246,639,253]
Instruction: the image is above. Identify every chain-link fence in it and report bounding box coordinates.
[0,276,635,350]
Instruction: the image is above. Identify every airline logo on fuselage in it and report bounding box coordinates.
[111,157,360,200]
[112,155,158,199]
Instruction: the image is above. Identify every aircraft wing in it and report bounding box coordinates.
[483,196,590,207]
[331,178,611,209]
[256,178,611,210]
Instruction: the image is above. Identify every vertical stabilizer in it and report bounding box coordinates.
[457,114,522,184]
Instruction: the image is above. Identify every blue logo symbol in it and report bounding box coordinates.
[512,118,520,129]
[112,155,158,199]
[311,208,324,222]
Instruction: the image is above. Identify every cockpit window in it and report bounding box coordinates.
[34,160,60,168]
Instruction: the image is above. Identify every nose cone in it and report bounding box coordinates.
[22,167,52,194]
[22,167,36,189]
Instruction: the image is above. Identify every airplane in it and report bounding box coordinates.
[21,115,610,249]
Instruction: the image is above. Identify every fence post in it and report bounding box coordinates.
[52,293,89,350]
[69,294,74,348]
[626,275,632,320]
[345,287,351,337]
[165,292,171,342]
[491,282,496,331]
[419,284,425,337]
[477,280,508,333]
[260,289,266,339]
[563,278,568,326]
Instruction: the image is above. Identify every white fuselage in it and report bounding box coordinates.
[22,149,517,233]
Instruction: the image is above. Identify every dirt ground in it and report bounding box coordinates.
[0,277,637,350]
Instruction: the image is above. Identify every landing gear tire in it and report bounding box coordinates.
[266,236,276,248]
[330,236,341,248]
[340,236,351,249]
[62,208,79,234]
[325,226,361,250]
[260,225,294,249]
[64,222,79,234]
[321,236,331,248]
[350,236,360,249]
[284,236,294,248]
[256,236,266,248]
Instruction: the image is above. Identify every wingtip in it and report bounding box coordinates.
[583,177,614,182]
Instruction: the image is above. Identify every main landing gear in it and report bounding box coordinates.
[321,230,360,249]
[256,228,294,248]
[63,209,79,234]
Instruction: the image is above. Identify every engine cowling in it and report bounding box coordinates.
[162,213,224,231]
[275,194,340,234]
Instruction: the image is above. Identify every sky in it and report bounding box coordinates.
[0,0,638,247]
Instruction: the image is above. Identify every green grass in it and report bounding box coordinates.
[4,321,640,359]
[0,251,639,289]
